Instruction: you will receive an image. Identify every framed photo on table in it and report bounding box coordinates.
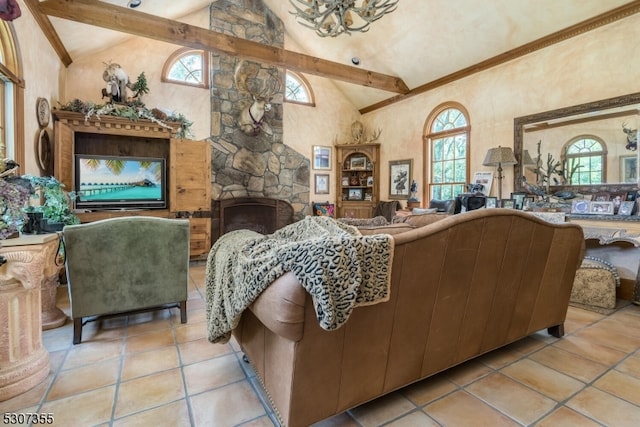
[314,174,330,194]
[485,197,497,208]
[501,199,516,209]
[389,159,412,199]
[589,201,614,215]
[510,192,528,210]
[312,145,332,170]
[571,200,590,214]
[618,201,636,216]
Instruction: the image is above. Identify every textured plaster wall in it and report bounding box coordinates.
[362,14,640,203]
[60,9,211,141]
[11,0,64,175]
[282,36,361,205]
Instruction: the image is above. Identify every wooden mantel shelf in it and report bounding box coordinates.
[52,110,181,137]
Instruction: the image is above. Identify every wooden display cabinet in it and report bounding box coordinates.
[52,111,211,258]
[335,143,380,218]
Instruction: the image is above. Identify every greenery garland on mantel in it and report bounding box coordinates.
[57,99,194,139]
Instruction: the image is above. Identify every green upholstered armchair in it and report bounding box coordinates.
[62,216,190,344]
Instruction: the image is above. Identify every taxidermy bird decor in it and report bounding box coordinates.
[520,176,546,197]
[553,190,577,200]
[0,158,19,177]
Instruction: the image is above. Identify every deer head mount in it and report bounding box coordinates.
[235,61,282,136]
[622,122,638,151]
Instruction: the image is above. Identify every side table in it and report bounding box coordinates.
[1,233,66,329]
[0,233,63,400]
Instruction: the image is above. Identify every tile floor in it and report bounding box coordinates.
[2,262,640,426]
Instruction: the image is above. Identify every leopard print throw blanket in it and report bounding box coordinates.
[205,216,394,343]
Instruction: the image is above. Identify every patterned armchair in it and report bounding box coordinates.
[62,217,190,344]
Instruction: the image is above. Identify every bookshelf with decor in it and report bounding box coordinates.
[335,143,380,218]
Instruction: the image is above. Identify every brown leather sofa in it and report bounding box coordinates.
[232,209,585,427]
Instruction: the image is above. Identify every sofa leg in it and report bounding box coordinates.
[548,323,564,338]
[73,318,82,345]
[180,300,187,324]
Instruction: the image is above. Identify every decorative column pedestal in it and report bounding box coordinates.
[0,233,61,401]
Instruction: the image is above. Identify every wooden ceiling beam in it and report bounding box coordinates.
[24,0,72,66]
[37,0,409,94]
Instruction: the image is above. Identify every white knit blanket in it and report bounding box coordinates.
[205,216,394,343]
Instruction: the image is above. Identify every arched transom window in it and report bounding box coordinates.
[425,104,470,200]
[162,48,209,88]
[563,136,606,185]
[285,71,314,106]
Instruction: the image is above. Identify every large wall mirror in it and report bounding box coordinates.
[514,92,640,195]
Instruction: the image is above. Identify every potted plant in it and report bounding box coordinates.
[0,177,30,239]
[22,175,80,232]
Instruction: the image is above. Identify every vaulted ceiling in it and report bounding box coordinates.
[29,0,640,113]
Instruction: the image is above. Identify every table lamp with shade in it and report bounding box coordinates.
[482,146,518,201]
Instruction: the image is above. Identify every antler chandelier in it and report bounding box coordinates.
[289,0,399,38]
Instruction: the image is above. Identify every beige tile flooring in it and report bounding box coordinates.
[2,262,640,426]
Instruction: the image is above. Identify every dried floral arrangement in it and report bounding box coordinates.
[57,98,193,139]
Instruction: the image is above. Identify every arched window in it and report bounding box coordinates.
[162,48,209,88]
[0,21,23,169]
[285,71,315,106]
[563,136,606,185]
[424,103,470,200]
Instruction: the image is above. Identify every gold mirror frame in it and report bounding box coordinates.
[514,92,640,194]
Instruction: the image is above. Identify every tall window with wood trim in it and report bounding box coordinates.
[562,136,606,185]
[162,48,209,88]
[0,21,23,169]
[424,104,470,200]
[285,71,315,106]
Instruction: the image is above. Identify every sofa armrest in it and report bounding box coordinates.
[247,272,307,342]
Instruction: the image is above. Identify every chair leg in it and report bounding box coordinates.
[73,318,83,344]
[180,300,187,324]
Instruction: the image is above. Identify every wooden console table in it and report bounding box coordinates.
[566,215,640,247]
[0,233,63,400]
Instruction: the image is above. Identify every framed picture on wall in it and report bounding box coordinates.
[620,155,637,183]
[314,174,330,194]
[472,171,494,196]
[312,145,332,170]
[389,159,412,199]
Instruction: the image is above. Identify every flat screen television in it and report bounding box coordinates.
[74,154,167,210]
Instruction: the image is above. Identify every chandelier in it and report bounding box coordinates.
[289,0,399,38]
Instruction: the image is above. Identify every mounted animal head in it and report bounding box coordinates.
[235,61,282,136]
[622,122,638,151]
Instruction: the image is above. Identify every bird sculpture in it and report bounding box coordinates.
[520,176,546,197]
[0,158,19,177]
[553,190,577,200]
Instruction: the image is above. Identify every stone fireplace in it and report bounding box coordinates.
[208,0,310,222]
